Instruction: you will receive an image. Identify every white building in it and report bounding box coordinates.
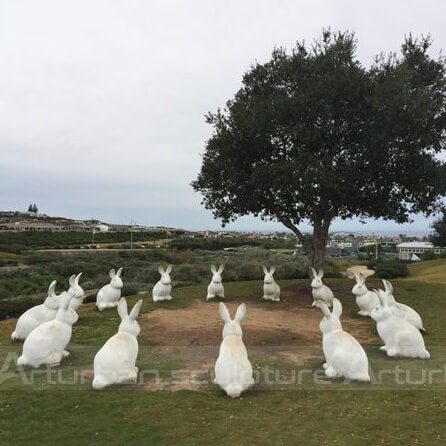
[396,241,445,260]
[94,224,109,233]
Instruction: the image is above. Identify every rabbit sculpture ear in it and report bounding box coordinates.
[158,265,165,275]
[75,272,82,285]
[353,272,362,284]
[319,301,332,318]
[109,269,116,279]
[219,302,231,323]
[129,300,143,320]
[262,265,268,275]
[218,264,224,274]
[374,289,387,307]
[116,267,123,277]
[310,267,317,278]
[166,265,172,274]
[383,279,393,294]
[269,266,276,274]
[234,303,246,323]
[61,293,72,310]
[48,280,57,298]
[318,269,324,279]
[69,274,76,287]
[117,298,128,320]
[211,264,217,274]
[332,298,343,318]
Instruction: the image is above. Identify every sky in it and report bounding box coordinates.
[0,0,445,234]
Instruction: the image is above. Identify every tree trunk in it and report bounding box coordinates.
[278,215,331,270]
[307,218,330,270]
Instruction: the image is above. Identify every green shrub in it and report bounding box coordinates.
[0,296,42,319]
[374,259,408,279]
[421,250,438,261]
[0,247,312,319]
[0,231,167,254]
[121,282,144,297]
[0,259,18,267]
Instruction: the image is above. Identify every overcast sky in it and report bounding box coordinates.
[1,0,445,233]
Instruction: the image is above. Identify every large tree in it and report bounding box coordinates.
[192,30,446,268]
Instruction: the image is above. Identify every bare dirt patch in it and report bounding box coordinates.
[344,265,375,278]
[140,283,379,390]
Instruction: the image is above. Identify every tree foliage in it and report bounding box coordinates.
[192,30,446,267]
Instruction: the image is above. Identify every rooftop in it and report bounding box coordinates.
[397,241,434,249]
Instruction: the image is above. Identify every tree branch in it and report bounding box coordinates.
[277,216,306,243]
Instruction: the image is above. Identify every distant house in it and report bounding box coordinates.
[94,224,109,233]
[396,241,445,260]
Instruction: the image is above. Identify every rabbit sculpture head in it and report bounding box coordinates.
[219,302,246,339]
[371,289,392,322]
[56,291,79,326]
[319,298,343,334]
[158,265,172,285]
[310,268,324,288]
[210,264,224,283]
[262,266,276,284]
[352,273,368,296]
[117,298,143,337]
[109,268,124,289]
[43,280,60,310]
[68,273,85,299]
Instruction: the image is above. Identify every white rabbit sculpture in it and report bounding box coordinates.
[207,264,225,300]
[96,268,124,311]
[17,293,79,368]
[319,298,370,381]
[380,280,425,332]
[310,268,334,307]
[66,273,85,310]
[92,298,143,390]
[11,280,61,341]
[214,302,254,398]
[351,272,379,317]
[262,265,280,302]
[152,265,173,302]
[371,290,430,359]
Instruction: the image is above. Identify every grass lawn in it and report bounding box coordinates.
[404,258,446,285]
[0,263,446,445]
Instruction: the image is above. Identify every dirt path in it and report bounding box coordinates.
[344,265,375,278]
[139,284,378,390]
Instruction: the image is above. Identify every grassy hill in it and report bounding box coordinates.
[406,258,446,285]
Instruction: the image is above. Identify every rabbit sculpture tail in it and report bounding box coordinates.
[214,302,254,398]
[11,280,60,341]
[152,265,173,302]
[262,266,280,302]
[96,267,124,311]
[310,268,334,308]
[319,298,370,382]
[92,298,143,390]
[207,264,225,300]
